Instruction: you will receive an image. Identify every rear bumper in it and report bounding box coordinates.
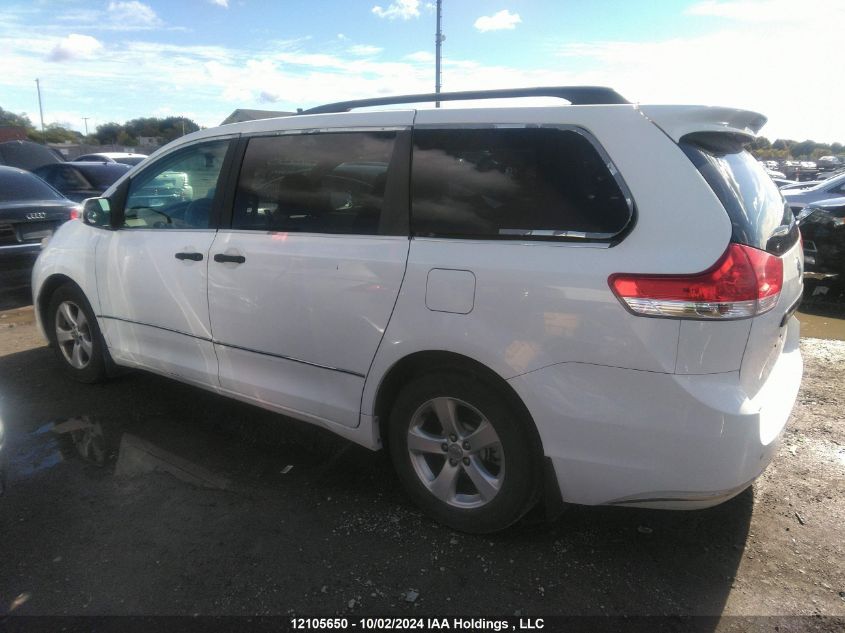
[508,316,802,509]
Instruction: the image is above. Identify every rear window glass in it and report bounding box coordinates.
[76,164,129,189]
[411,128,633,241]
[0,169,63,202]
[680,133,798,255]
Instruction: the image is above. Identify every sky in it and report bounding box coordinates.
[1,0,842,143]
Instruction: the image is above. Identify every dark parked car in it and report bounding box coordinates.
[0,140,63,171]
[0,166,80,259]
[784,171,845,213]
[799,198,845,295]
[33,162,130,202]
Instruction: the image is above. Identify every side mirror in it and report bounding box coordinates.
[82,198,111,228]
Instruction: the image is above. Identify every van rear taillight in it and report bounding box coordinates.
[609,243,783,319]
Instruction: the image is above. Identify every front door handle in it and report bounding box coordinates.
[175,252,203,261]
[213,253,246,264]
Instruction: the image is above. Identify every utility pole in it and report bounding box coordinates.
[35,78,46,143]
[435,0,444,107]
[82,117,90,136]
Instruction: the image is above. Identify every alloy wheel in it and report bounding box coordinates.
[54,300,93,370]
[406,396,505,508]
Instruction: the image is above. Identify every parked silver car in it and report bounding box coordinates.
[783,172,845,213]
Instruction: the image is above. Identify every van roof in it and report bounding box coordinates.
[155,87,768,158]
[301,86,630,114]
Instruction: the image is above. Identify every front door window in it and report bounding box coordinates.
[123,140,229,230]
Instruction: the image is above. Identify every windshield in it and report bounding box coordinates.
[680,133,798,255]
[0,168,64,202]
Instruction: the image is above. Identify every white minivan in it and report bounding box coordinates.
[32,87,803,533]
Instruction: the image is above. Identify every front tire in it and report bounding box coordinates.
[388,372,541,533]
[47,284,107,383]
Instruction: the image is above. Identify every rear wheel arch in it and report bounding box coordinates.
[373,351,543,455]
[378,353,547,532]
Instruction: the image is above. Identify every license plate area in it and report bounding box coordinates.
[19,221,56,241]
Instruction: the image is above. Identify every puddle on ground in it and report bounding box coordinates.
[9,417,118,480]
[3,411,358,495]
[798,311,845,341]
[13,437,64,478]
[6,415,235,490]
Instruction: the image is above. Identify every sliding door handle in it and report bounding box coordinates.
[213,253,246,264]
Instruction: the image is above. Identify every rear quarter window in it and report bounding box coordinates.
[680,133,798,255]
[411,127,633,241]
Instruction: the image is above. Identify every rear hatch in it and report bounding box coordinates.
[679,132,803,395]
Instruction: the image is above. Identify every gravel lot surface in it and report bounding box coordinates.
[0,304,843,626]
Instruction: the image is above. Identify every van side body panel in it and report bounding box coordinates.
[362,105,734,417]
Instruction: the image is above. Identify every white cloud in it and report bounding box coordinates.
[258,90,281,103]
[405,50,434,63]
[209,0,229,6]
[2,0,843,142]
[474,9,521,32]
[52,2,179,31]
[554,1,845,142]
[106,1,162,28]
[686,0,844,22]
[348,44,383,56]
[372,0,420,20]
[46,34,103,62]
[55,9,102,24]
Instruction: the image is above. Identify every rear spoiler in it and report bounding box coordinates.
[638,105,767,143]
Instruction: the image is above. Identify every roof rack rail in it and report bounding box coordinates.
[300,86,629,115]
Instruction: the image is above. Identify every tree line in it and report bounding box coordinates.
[747,136,842,161]
[2,105,843,159]
[0,106,200,147]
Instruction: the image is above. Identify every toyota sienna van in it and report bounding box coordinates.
[32,87,803,533]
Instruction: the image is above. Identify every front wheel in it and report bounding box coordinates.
[47,284,107,383]
[388,372,541,533]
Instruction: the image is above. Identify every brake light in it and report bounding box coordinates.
[608,243,783,319]
[69,206,81,221]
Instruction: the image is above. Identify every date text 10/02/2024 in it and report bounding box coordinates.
[290,618,545,630]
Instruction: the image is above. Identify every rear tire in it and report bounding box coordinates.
[388,372,541,533]
[47,283,107,383]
